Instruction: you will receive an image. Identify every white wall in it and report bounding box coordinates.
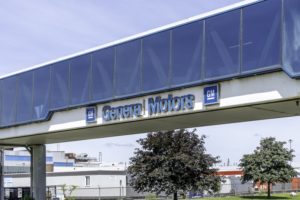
[5,172,127,198]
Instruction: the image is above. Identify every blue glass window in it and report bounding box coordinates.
[33,67,51,120]
[172,21,203,86]
[283,0,300,75]
[204,10,240,80]
[242,0,281,72]
[70,55,91,106]
[92,48,114,102]
[115,40,141,96]
[1,77,17,126]
[50,61,70,109]
[142,31,170,92]
[16,72,33,123]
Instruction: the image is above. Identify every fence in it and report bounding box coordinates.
[50,181,300,199]
[4,180,300,200]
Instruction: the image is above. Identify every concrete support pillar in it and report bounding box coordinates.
[31,145,46,200]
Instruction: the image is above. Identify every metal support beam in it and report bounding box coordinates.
[30,145,46,200]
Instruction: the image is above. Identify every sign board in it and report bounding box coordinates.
[4,177,12,187]
[17,188,22,198]
[204,85,219,105]
[86,107,97,123]
[5,189,10,198]
[102,94,195,122]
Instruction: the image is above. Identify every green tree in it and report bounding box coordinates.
[127,129,221,200]
[61,184,78,200]
[239,137,297,198]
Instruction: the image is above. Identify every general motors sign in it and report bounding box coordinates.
[203,85,219,105]
[86,106,97,123]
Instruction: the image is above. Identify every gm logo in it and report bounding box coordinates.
[204,85,219,105]
[86,106,97,123]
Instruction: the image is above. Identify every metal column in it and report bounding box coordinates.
[31,145,46,200]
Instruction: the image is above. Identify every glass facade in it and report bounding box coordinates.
[283,0,300,75]
[33,67,51,120]
[242,0,281,72]
[142,31,170,92]
[16,72,33,123]
[70,55,91,105]
[50,61,70,109]
[1,77,17,126]
[172,21,203,86]
[1,0,299,127]
[204,10,240,80]
[91,48,114,101]
[115,40,141,96]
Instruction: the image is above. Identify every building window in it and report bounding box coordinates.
[85,176,91,187]
[204,9,240,80]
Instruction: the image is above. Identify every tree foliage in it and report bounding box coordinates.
[127,129,221,200]
[239,137,297,198]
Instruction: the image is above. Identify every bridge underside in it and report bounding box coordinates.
[1,97,299,146]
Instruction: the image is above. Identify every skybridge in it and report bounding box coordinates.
[0,0,299,199]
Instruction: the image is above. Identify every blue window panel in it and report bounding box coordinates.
[142,31,170,92]
[50,61,70,109]
[33,67,51,120]
[172,21,203,86]
[5,155,53,162]
[242,0,281,73]
[283,0,300,75]
[92,48,114,101]
[204,10,240,80]
[115,40,141,96]
[1,77,17,126]
[16,72,33,123]
[54,162,74,167]
[5,155,31,161]
[70,55,91,106]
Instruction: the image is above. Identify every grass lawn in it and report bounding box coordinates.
[201,193,300,199]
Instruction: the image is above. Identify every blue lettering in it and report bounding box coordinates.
[160,98,168,113]
[102,104,142,122]
[172,96,181,111]
[133,104,142,117]
[148,97,160,115]
[148,94,195,115]
[102,106,111,121]
[185,94,195,109]
[103,94,195,121]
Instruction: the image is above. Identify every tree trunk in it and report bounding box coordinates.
[267,182,271,198]
[173,192,178,200]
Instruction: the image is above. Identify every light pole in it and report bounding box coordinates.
[288,139,293,166]
[288,139,293,151]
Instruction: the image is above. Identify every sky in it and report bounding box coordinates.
[1,0,300,165]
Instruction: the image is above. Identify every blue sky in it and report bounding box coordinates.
[1,0,300,165]
[0,0,240,74]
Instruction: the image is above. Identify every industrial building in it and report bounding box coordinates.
[2,149,127,199]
